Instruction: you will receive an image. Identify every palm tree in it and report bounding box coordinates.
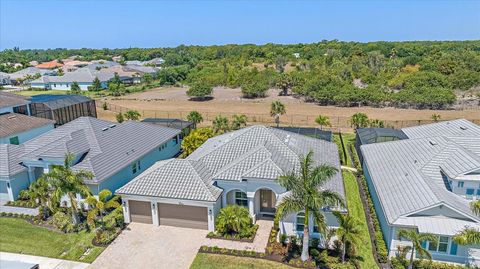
[350,113,369,129]
[212,115,230,134]
[431,114,441,122]
[276,151,344,261]
[397,229,437,269]
[86,189,120,228]
[216,205,252,236]
[315,115,331,130]
[124,110,141,121]
[186,111,203,127]
[231,114,247,130]
[25,177,54,219]
[333,211,362,263]
[270,100,286,127]
[44,153,93,225]
[453,200,480,245]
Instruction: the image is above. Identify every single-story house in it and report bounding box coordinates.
[29,94,97,126]
[0,117,181,201]
[7,67,56,85]
[0,92,31,115]
[355,127,408,164]
[36,60,64,69]
[360,119,480,266]
[117,125,345,240]
[30,68,110,91]
[0,72,11,85]
[0,113,54,145]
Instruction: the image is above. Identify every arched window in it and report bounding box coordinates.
[235,191,248,207]
[296,212,305,232]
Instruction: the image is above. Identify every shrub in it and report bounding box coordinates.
[280,233,287,246]
[104,207,124,229]
[215,205,254,238]
[309,248,320,258]
[310,237,320,248]
[51,211,74,233]
[94,227,120,245]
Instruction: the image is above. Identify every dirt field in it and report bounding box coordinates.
[98,86,480,131]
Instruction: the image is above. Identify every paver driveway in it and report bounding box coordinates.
[89,223,208,269]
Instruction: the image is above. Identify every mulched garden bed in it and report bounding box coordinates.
[206,225,259,243]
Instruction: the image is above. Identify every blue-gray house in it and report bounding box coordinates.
[1,117,181,201]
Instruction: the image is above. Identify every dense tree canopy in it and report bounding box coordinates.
[2,40,479,109]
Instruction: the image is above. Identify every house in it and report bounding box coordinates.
[29,94,97,126]
[36,60,64,69]
[0,113,54,144]
[355,127,408,164]
[7,67,55,85]
[30,68,110,91]
[142,118,195,138]
[144,58,164,67]
[0,72,11,85]
[117,125,345,238]
[0,92,31,115]
[0,117,181,201]
[360,119,480,266]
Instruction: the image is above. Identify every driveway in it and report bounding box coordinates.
[89,223,208,269]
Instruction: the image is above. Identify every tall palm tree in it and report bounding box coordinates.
[270,100,286,127]
[44,153,93,225]
[186,111,203,127]
[315,115,331,130]
[397,229,437,269]
[212,115,230,134]
[350,113,369,129]
[86,189,120,228]
[25,177,54,219]
[333,211,362,263]
[276,151,344,261]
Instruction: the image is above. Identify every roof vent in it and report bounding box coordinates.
[429,140,438,146]
[285,135,291,143]
[405,173,408,177]
[101,127,109,131]
[414,160,418,164]
[7,115,16,119]
[460,126,468,130]
[109,124,116,128]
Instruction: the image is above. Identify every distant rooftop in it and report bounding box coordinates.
[0,113,54,138]
[142,118,193,130]
[29,94,93,110]
[0,92,30,109]
[356,128,408,145]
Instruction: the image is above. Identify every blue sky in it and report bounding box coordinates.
[1,0,479,50]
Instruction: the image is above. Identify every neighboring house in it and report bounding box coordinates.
[0,92,31,115]
[8,67,55,85]
[355,128,408,164]
[360,119,480,266]
[30,68,110,91]
[123,65,159,76]
[142,118,195,138]
[29,94,97,126]
[117,125,345,239]
[36,60,64,69]
[0,72,11,85]
[0,113,54,144]
[0,144,29,201]
[124,58,164,67]
[1,117,181,201]
[274,126,333,142]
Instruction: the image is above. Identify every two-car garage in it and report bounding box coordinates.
[128,200,209,230]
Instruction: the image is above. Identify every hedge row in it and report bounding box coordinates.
[0,212,34,219]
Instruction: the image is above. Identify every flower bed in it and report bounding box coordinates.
[206,224,258,243]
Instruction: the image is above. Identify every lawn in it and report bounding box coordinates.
[190,253,293,269]
[13,89,71,96]
[0,218,105,263]
[342,170,379,269]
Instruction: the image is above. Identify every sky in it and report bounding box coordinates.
[1,0,479,50]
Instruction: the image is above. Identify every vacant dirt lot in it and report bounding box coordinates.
[98,86,480,130]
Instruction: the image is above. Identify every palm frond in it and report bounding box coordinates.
[453,227,480,245]
[276,195,304,221]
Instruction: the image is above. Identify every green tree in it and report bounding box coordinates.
[215,205,253,237]
[397,229,437,269]
[453,201,480,245]
[275,55,286,73]
[70,81,81,94]
[24,178,53,219]
[431,113,441,122]
[142,73,153,84]
[315,115,331,130]
[212,115,230,134]
[89,77,102,92]
[180,128,214,157]
[186,111,203,126]
[350,113,369,129]
[276,151,344,261]
[333,212,363,263]
[116,113,124,123]
[112,72,122,86]
[270,100,286,127]
[231,114,247,130]
[275,73,293,96]
[86,189,120,228]
[43,153,93,225]
[124,110,141,121]
[187,82,213,100]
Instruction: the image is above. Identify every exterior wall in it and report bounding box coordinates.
[31,82,107,91]
[0,106,14,114]
[0,124,54,144]
[0,171,30,201]
[91,137,181,195]
[279,210,341,242]
[450,178,480,200]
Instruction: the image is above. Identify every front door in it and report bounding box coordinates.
[260,189,276,214]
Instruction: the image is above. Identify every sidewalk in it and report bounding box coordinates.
[0,252,89,269]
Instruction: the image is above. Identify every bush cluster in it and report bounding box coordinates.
[391,257,470,269]
[0,212,34,219]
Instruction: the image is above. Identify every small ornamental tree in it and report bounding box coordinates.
[181,128,214,157]
[315,115,331,130]
[116,113,124,123]
[270,100,286,127]
[212,115,230,134]
[70,81,81,94]
[124,110,141,121]
[187,83,213,100]
[89,77,102,92]
[186,111,203,126]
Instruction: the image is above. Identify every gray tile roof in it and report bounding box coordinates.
[22,117,180,184]
[0,113,54,138]
[8,67,54,80]
[118,125,344,202]
[30,68,111,84]
[402,119,480,139]
[0,92,30,109]
[0,144,26,178]
[361,119,480,225]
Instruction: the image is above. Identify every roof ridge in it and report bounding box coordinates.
[212,144,269,178]
[186,160,220,201]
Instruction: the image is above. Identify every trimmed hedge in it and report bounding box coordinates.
[0,212,34,219]
[391,257,470,269]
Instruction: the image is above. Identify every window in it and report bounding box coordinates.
[296,212,305,232]
[131,161,141,174]
[458,181,464,188]
[428,236,449,253]
[466,188,475,199]
[173,136,179,145]
[158,143,167,151]
[234,191,248,207]
[313,221,319,233]
[9,136,19,145]
[476,189,480,199]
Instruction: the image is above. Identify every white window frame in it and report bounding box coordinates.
[427,236,449,254]
[234,191,248,207]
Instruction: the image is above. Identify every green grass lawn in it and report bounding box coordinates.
[190,253,293,269]
[342,170,379,269]
[0,218,105,263]
[13,89,70,96]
